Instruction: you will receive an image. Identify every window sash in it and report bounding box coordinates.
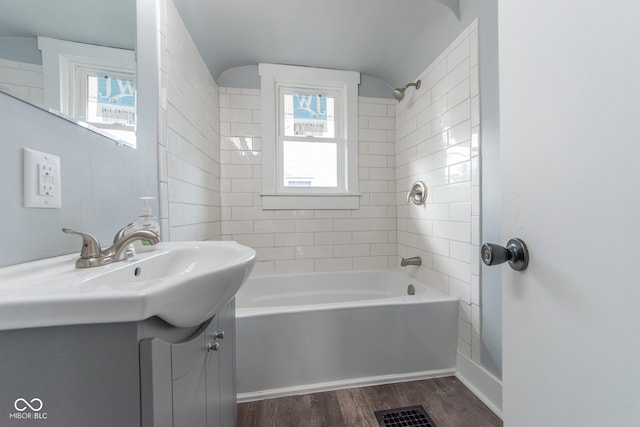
[277,85,345,194]
[277,136,345,193]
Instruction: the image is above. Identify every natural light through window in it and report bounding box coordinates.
[85,74,136,146]
[259,63,360,209]
[281,91,339,189]
[283,141,337,187]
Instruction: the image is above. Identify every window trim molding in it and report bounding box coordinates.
[259,63,360,210]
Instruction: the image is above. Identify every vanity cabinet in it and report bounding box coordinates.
[140,299,237,427]
[0,300,237,427]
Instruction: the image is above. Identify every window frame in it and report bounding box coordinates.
[259,63,360,210]
[38,36,136,148]
[278,84,343,193]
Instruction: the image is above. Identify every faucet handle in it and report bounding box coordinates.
[113,223,136,244]
[62,228,102,259]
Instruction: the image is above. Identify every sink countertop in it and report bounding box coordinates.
[0,241,256,331]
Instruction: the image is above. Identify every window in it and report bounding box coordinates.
[81,71,136,145]
[259,64,360,209]
[38,37,136,148]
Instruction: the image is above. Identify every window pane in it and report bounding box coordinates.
[86,75,136,127]
[283,93,335,138]
[283,141,337,187]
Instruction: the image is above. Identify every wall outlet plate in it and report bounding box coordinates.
[23,148,61,209]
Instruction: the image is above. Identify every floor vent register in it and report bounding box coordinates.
[374,405,437,427]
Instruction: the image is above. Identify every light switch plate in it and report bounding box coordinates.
[23,148,61,208]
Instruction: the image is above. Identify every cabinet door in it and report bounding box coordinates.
[139,303,236,427]
[206,316,222,427]
[172,324,208,427]
[218,299,237,427]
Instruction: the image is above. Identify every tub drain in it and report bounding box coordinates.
[407,284,415,295]
[374,405,437,427]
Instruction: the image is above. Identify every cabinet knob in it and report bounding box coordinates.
[212,331,225,340]
[207,342,220,352]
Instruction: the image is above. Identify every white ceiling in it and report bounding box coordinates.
[172,0,461,88]
[0,0,462,89]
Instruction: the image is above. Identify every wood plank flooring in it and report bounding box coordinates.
[237,376,502,427]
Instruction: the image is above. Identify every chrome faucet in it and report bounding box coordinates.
[400,256,422,267]
[63,223,160,268]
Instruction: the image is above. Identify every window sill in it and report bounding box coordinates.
[261,193,361,210]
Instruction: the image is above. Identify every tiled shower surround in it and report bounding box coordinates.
[157,0,481,363]
[218,23,481,361]
[156,0,222,242]
[394,22,481,363]
[219,90,397,275]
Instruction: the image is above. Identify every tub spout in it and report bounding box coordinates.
[401,256,422,267]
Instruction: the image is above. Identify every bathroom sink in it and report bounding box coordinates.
[0,241,256,330]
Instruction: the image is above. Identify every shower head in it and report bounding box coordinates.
[393,88,406,101]
[393,80,422,101]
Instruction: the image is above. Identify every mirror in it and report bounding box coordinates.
[0,0,137,147]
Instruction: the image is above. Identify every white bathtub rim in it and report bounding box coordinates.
[246,268,412,282]
[241,269,439,297]
[236,368,457,403]
[237,295,456,318]
[237,269,456,317]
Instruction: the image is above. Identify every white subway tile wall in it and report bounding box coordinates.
[219,87,397,276]
[0,59,44,106]
[396,21,481,361]
[157,0,221,241]
[159,6,481,362]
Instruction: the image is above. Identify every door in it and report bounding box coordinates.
[498,1,640,425]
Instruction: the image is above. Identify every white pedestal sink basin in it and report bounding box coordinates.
[0,241,256,330]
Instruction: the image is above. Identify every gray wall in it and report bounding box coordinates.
[0,94,158,267]
[474,0,501,380]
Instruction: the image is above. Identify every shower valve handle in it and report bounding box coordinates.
[481,238,529,271]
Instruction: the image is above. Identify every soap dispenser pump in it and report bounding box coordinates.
[133,196,160,253]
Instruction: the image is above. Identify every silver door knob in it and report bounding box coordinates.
[481,238,529,271]
[207,342,220,352]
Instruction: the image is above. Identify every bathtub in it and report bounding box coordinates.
[235,270,458,402]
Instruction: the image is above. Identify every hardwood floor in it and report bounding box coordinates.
[237,376,502,427]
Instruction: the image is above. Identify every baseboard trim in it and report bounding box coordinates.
[455,352,503,419]
[237,368,457,403]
